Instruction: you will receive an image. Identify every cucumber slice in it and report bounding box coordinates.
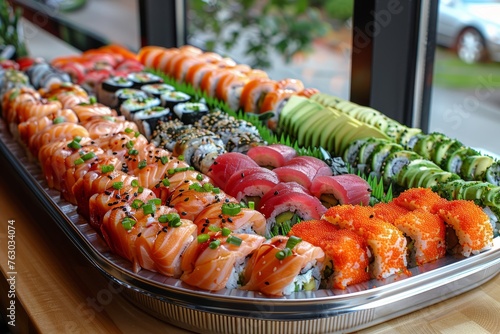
[460,155,494,181]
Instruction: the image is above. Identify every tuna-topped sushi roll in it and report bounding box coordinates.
[273,156,333,190]
[173,101,210,124]
[193,202,267,235]
[322,205,408,279]
[310,174,372,208]
[127,71,163,89]
[289,220,371,290]
[206,152,260,189]
[246,144,297,169]
[120,96,161,120]
[97,75,134,108]
[140,83,175,99]
[161,90,191,110]
[180,231,266,291]
[224,167,280,208]
[241,235,325,296]
[133,105,176,140]
[258,182,327,237]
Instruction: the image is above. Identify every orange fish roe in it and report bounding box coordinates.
[289,220,370,289]
[435,200,494,257]
[373,201,410,224]
[322,205,408,279]
[392,187,447,213]
[393,210,447,266]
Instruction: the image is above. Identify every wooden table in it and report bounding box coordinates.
[1,146,500,334]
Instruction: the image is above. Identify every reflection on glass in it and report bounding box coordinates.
[430,0,500,155]
[186,0,353,99]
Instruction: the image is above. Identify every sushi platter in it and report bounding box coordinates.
[1,44,500,334]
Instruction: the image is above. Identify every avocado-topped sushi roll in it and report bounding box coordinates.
[140,83,175,99]
[173,101,209,124]
[132,105,176,140]
[115,88,148,110]
[97,75,134,108]
[161,90,191,110]
[120,96,161,120]
[127,71,163,89]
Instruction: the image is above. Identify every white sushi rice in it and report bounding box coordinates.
[282,266,321,296]
[226,256,248,290]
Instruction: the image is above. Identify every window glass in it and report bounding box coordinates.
[186,0,353,100]
[430,0,500,155]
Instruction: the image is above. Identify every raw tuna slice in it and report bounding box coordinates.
[246,144,297,168]
[206,152,259,189]
[273,156,333,189]
[310,174,372,207]
[258,182,327,236]
[224,167,280,207]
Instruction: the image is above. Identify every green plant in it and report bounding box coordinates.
[0,0,28,58]
[187,0,330,69]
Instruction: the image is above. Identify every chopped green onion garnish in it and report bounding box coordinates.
[158,214,168,224]
[134,131,140,138]
[286,236,302,250]
[196,173,203,181]
[202,183,213,192]
[89,96,97,104]
[126,141,134,149]
[131,199,144,209]
[248,201,255,210]
[74,136,82,143]
[221,227,232,237]
[67,140,81,150]
[53,116,65,124]
[138,186,144,193]
[178,155,184,161]
[142,203,155,215]
[209,240,221,249]
[112,181,123,190]
[226,235,242,247]
[74,158,84,165]
[138,160,147,169]
[221,203,241,216]
[149,198,161,206]
[121,217,136,230]
[275,248,293,260]
[124,128,134,133]
[81,152,96,161]
[162,178,170,186]
[128,149,139,156]
[160,156,169,165]
[197,234,210,243]
[212,187,220,194]
[131,179,139,187]
[208,225,221,232]
[101,164,114,173]
[168,215,181,227]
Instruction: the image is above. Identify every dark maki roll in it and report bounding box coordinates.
[141,83,175,99]
[172,101,209,124]
[132,106,176,140]
[97,75,134,108]
[127,71,164,89]
[120,96,161,120]
[161,90,191,110]
[115,88,149,110]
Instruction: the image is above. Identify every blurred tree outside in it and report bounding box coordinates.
[188,0,354,69]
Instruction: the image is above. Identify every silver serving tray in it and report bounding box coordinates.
[1,119,500,334]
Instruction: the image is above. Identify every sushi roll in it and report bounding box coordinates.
[206,152,260,189]
[97,75,133,108]
[193,202,267,235]
[180,231,266,291]
[289,219,371,290]
[120,96,161,120]
[173,129,224,166]
[132,105,176,139]
[322,205,408,279]
[258,182,327,237]
[225,132,267,154]
[273,156,333,190]
[127,71,163,89]
[240,235,325,296]
[309,174,372,208]
[115,88,148,110]
[172,101,209,124]
[190,139,227,174]
[246,144,297,169]
[160,90,191,110]
[392,187,448,213]
[224,167,280,208]
[140,83,175,99]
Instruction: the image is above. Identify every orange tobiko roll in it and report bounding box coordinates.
[435,199,494,257]
[392,187,447,213]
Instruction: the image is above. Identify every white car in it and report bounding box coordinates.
[437,0,500,63]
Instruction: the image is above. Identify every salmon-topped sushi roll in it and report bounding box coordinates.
[81,115,139,139]
[184,62,218,90]
[72,101,117,122]
[259,89,296,130]
[297,87,320,98]
[28,123,90,159]
[180,231,266,291]
[137,45,168,68]
[392,187,447,213]
[151,215,197,278]
[15,98,62,124]
[17,108,79,145]
[2,86,40,123]
[193,202,267,235]
[239,78,279,113]
[289,220,371,290]
[241,235,325,296]
[172,55,206,83]
[89,184,156,231]
[322,205,408,279]
[215,70,250,111]
[435,199,494,257]
[163,52,194,78]
[393,210,446,266]
[73,169,136,220]
[167,181,237,221]
[199,67,233,98]
[277,78,305,92]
